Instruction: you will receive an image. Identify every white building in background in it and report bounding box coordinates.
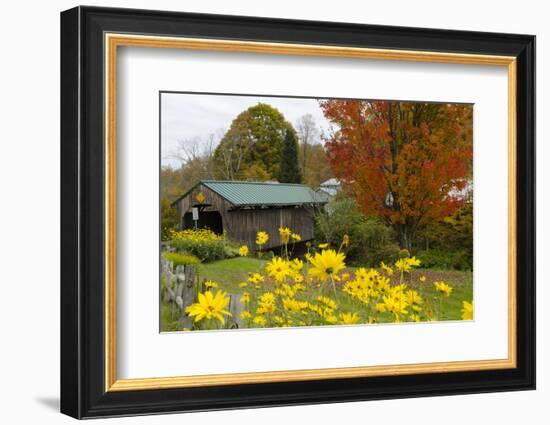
[316,178,341,201]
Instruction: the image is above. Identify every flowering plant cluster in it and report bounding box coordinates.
[184,228,474,330]
[168,228,226,262]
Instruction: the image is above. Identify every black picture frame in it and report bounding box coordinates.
[60,5,535,419]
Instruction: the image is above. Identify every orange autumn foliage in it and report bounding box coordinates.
[320,100,473,249]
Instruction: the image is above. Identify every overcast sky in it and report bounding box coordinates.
[160,92,333,167]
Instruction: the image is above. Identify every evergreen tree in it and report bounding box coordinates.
[278,129,302,183]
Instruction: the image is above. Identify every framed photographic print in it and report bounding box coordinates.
[60,6,535,419]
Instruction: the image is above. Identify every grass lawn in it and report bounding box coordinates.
[197,257,269,293]
[198,257,473,322]
[160,257,473,331]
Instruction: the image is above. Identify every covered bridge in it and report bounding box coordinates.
[171,180,327,250]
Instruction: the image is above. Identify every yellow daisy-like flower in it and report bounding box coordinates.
[291,258,304,271]
[291,233,301,241]
[461,301,474,320]
[325,315,338,324]
[434,281,453,297]
[266,257,291,282]
[185,290,232,325]
[247,272,265,284]
[253,315,267,326]
[239,245,249,256]
[375,303,386,313]
[419,275,427,282]
[317,295,337,310]
[380,261,394,276]
[342,234,350,247]
[395,256,421,273]
[395,258,411,273]
[339,312,359,325]
[256,231,269,246]
[410,314,421,322]
[405,290,422,306]
[282,297,308,313]
[259,292,276,305]
[278,227,292,244]
[308,249,346,282]
[204,280,218,289]
[240,292,250,303]
[318,243,328,249]
[240,310,252,320]
[292,274,303,284]
[239,282,248,288]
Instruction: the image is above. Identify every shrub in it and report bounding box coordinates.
[168,228,225,262]
[417,203,473,270]
[416,249,472,271]
[315,198,400,267]
[162,251,201,268]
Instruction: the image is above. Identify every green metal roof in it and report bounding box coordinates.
[186,180,327,207]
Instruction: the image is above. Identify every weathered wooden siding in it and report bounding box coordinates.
[174,183,318,250]
[225,207,316,250]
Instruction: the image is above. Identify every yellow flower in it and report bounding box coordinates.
[293,274,304,284]
[308,249,346,281]
[239,282,248,288]
[239,245,249,256]
[291,233,301,241]
[279,227,292,244]
[318,243,328,249]
[342,234,350,247]
[204,280,218,289]
[290,258,304,271]
[283,297,308,313]
[395,258,410,273]
[241,310,252,320]
[339,312,359,325]
[247,273,265,284]
[434,281,453,297]
[325,315,338,324]
[256,231,269,246]
[419,275,427,282]
[259,292,276,305]
[382,296,409,316]
[395,256,421,273]
[380,262,394,276]
[253,315,267,326]
[461,301,474,320]
[375,303,386,313]
[317,295,337,310]
[240,292,250,303]
[266,257,291,282]
[405,290,422,306]
[410,314,421,322]
[185,290,232,325]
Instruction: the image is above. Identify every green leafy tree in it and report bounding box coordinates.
[214,103,295,180]
[160,198,179,240]
[278,129,302,183]
[299,144,334,188]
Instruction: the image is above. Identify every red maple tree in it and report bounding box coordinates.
[320,100,473,250]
